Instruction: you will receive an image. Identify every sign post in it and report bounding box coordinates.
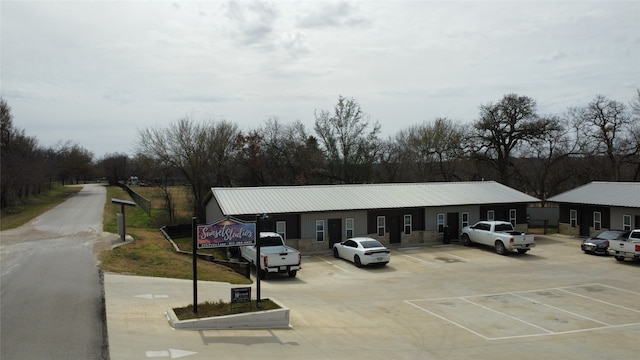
[191,217,198,313]
[111,198,136,241]
[193,217,257,314]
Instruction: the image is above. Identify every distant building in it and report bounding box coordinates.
[547,181,640,237]
[205,181,540,253]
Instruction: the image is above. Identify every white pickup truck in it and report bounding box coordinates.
[460,221,535,255]
[608,229,640,262]
[240,232,302,278]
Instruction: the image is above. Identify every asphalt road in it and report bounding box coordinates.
[0,184,111,359]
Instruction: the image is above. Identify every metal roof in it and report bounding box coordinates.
[210,181,540,216]
[547,181,640,208]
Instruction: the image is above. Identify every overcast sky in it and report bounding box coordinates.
[2,0,639,158]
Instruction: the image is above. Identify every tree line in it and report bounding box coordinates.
[2,92,639,221]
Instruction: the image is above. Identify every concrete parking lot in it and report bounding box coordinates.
[105,235,639,359]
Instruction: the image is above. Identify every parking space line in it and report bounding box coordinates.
[511,292,611,326]
[461,297,553,334]
[404,300,493,341]
[445,253,467,262]
[313,255,350,272]
[402,254,438,267]
[405,283,640,341]
[558,284,640,314]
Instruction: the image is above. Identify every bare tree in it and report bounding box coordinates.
[402,118,466,181]
[97,153,130,186]
[472,94,558,186]
[511,115,579,203]
[262,118,325,185]
[570,95,635,181]
[627,89,640,180]
[314,96,382,183]
[136,118,240,220]
[1,99,50,208]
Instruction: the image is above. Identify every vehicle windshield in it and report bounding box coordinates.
[595,231,624,240]
[494,223,514,232]
[361,240,384,248]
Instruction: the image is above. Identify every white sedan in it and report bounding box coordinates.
[332,237,391,267]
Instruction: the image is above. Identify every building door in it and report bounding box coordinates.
[580,211,590,237]
[328,218,342,249]
[389,215,401,244]
[636,215,640,229]
[447,212,460,241]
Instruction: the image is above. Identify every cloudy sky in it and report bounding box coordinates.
[2,0,639,158]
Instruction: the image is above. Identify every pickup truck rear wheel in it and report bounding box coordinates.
[495,240,507,255]
[461,234,471,246]
[288,270,297,278]
[517,249,529,254]
[260,269,268,279]
[615,256,625,261]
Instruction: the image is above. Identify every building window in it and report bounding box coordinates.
[437,213,445,232]
[404,215,412,235]
[593,212,601,231]
[623,215,631,230]
[570,210,577,228]
[276,221,286,241]
[345,218,354,238]
[509,209,517,227]
[377,216,385,236]
[487,210,495,221]
[316,220,325,242]
[462,212,469,228]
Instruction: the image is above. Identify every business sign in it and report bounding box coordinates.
[231,287,251,303]
[197,217,256,249]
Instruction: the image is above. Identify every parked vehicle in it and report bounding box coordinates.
[581,230,630,255]
[460,221,535,255]
[333,237,391,267]
[607,229,640,262]
[240,232,302,278]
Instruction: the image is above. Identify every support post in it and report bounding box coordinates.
[192,216,198,313]
[255,215,261,309]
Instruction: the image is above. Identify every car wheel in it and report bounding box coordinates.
[517,249,529,254]
[354,255,362,267]
[495,240,507,255]
[461,234,471,246]
[333,247,340,259]
[288,270,297,278]
[615,256,625,262]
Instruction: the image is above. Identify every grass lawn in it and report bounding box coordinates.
[0,184,82,230]
[99,186,251,284]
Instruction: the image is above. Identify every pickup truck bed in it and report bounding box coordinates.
[240,232,302,278]
[608,229,640,262]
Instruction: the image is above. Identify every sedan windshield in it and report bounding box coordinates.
[361,240,384,248]
[595,231,624,240]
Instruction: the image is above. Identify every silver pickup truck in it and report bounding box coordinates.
[608,229,640,262]
[240,232,302,278]
[460,221,535,255]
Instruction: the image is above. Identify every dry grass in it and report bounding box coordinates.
[99,186,251,284]
[128,185,195,224]
[0,184,82,230]
[98,228,251,284]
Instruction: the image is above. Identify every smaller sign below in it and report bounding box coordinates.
[231,287,251,304]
